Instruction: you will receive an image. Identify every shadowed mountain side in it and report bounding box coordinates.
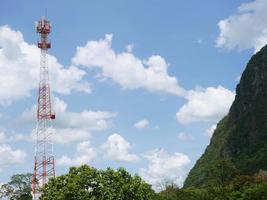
[184,45,267,187]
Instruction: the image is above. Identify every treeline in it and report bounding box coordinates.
[157,159,267,200]
[1,161,267,200]
[156,174,267,200]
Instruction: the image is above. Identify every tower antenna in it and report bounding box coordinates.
[32,16,55,200]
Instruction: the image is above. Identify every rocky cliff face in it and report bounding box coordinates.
[184,45,267,187]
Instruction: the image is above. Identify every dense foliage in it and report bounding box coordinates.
[156,181,267,200]
[40,165,155,200]
[0,173,32,200]
[157,161,267,200]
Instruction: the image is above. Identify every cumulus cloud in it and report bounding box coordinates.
[71,34,236,126]
[176,86,235,124]
[30,128,90,144]
[216,0,267,52]
[72,34,185,96]
[204,124,217,138]
[53,98,116,131]
[57,140,96,166]
[101,133,139,162]
[52,128,91,144]
[15,128,91,144]
[139,148,190,191]
[0,144,27,171]
[0,132,23,143]
[178,132,195,141]
[0,25,90,104]
[20,97,116,131]
[134,119,150,129]
[18,97,116,144]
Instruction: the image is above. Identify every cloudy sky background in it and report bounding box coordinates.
[0,0,264,191]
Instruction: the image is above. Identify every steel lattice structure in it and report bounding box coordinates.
[32,17,55,200]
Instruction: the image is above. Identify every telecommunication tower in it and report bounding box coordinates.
[32,16,55,199]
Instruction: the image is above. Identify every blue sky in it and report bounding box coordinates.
[0,0,265,190]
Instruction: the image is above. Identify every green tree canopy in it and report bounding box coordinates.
[0,173,32,200]
[40,165,155,200]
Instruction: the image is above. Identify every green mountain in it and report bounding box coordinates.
[184,45,267,188]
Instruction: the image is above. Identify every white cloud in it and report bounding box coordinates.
[216,0,267,52]
[176,86,235,124]
[126,44,134,53]
[0,131,28,143]
[57,140,96,166]
[0,132,6,143]
[101,133,139,162]
[139,148,190,191]
[178,132,195,141]
[0,144,27,171]
[0,25,90,104]
[134,119,150,129]
[72,34,185,96]
[204,124,217,138]
[51,128,91,144]
[20,97,116,131]
[14,128,91,144]
[70,34,236,127]
[10,133,26,142]
[53,98,116,131]
[18,97,116,144]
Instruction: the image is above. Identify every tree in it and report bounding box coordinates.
[203,159,239,200]
[235,181,267,200]
[0,173,32,200]
[155,183,210,200]
[40,165,155,200]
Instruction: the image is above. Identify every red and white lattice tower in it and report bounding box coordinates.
[32,16,55,200]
